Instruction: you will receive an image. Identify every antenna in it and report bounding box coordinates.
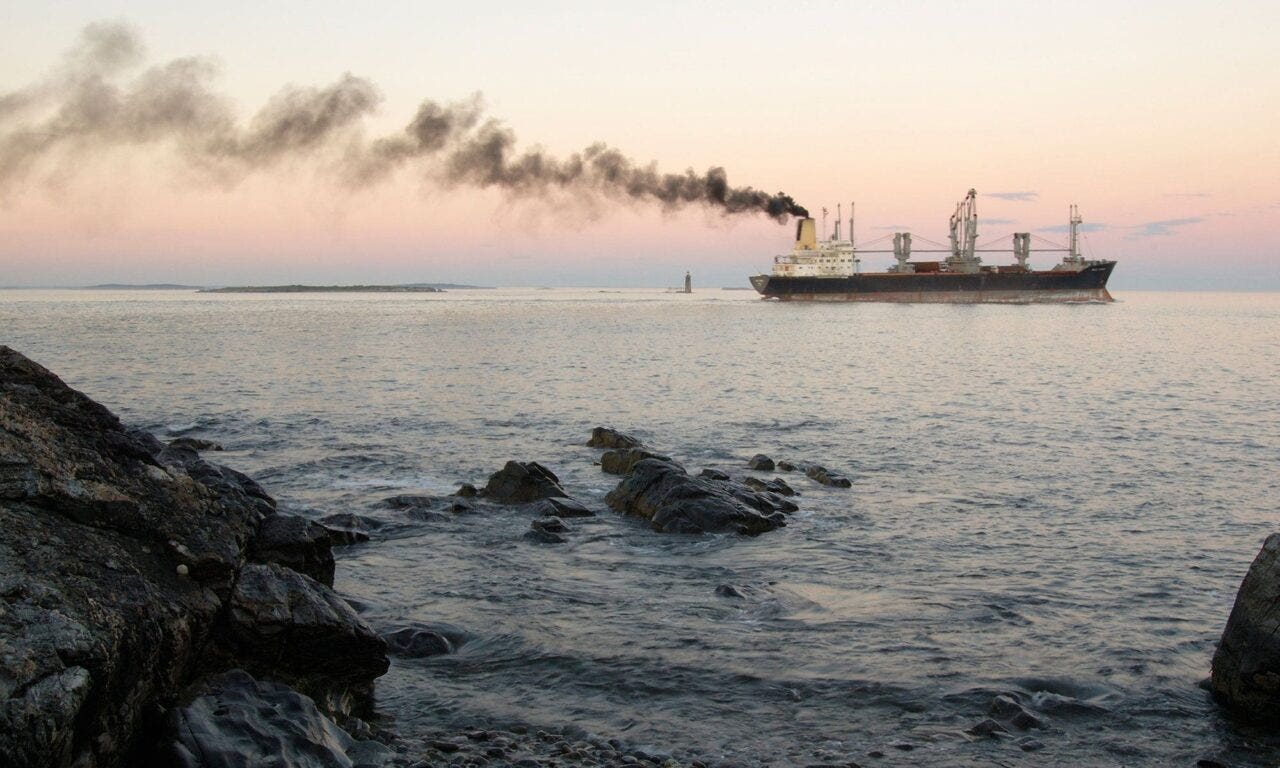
[850,202,855,248]
[835,203,842,241]
[822,207,829,241]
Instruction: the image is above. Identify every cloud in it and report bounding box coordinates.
[1038,222,1107,234]
[871,224,911,231]
[981,218,1016,226]
[985,191,1038,202]
[1163,192,1211,198]
[1128,217,1204,237]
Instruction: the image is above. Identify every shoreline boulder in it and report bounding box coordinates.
[1211,533,1280,720]
[0,346,388,766]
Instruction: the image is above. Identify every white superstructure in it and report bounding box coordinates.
[770,206,858,278]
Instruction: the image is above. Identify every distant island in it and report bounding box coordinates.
[85,283,203,290]
[199,283,491,293]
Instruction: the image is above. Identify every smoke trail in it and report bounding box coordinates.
[0,22,809,220]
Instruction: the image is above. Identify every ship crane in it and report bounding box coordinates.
[945,189,982,273]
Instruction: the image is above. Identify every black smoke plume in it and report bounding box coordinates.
[0,23,809,221]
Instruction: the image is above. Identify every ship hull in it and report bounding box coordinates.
[750,261,1115,303]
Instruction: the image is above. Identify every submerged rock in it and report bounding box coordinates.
[525,517,571,544]
[699,468,730,482]
[382,626,460,658]
[605,458,787,535]
[747,454,775,471]
[528,496,594,518]
[988,694,1044,730]
[382,494,472,517]
[742,476,797,497]
[484,461,568,504]
[532,516,572,534]
[587,426,643,450]
[249,513,335,586]
[157,669,390,768]
[805,464,852,488]
[318,512,378,545]
[1212,533,1280,720]
[167,436,223,452]
[776,460,798,472]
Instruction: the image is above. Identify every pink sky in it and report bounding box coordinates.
[2,1,1277,288]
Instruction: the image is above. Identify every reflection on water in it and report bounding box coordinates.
[4,288,1280,765]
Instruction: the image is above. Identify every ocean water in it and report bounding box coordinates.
[3,288,1279,766]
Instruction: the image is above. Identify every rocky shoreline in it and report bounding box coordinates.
[2,344,1277,766]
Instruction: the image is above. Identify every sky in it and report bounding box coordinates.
[1,0,1278,289]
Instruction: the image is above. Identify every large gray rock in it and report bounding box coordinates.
[249,513,336,586]
[0,346,263,767]
[605,458,788,535]
[222,563,389,689]
[1212,533,1280,719]
[158,669,390,768]
[483,461,567,504]
[0,347,386,767]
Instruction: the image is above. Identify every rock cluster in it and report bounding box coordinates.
[605,458,791,535]
[0,346,387,768]
[1211,533,1280,720]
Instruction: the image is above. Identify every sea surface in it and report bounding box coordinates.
[3,288,1279,766]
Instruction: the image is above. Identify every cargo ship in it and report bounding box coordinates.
[750,189,1115,303]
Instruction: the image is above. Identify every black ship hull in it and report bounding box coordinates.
[750,261,1115,303]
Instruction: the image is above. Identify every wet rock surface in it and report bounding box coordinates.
[605,458,788,535]
[0,346,387,767]
[587,426,643,450]
[222,563,389,687]
[747,454,775,471]
[742,476,797,497]
[1212,533,1280,720]
[601,447,675,476]
[382,623,470,658]
[805,464,852,488]
[527,515,573,543]
[528,496,595,518]
[484,460,569,504]
[249,512,336,585]
[157,669,391,768]
[167,436,224,452]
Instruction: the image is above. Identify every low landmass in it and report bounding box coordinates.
[85,283,203,290]
[199,283,491,293]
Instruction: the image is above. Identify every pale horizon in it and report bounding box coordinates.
[2,1,1278,290]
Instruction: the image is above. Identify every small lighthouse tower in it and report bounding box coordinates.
[683,271,692,294]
